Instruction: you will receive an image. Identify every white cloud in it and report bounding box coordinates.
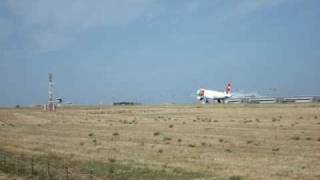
[222,0,289,21]
[0,0,291,55]
[2,0,157,54]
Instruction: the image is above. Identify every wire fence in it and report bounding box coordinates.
[0,150,102,180]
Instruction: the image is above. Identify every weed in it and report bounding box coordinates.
[291,136,300,140]
[79,142,84,146]
[246,140,253,144]
[169,124,174,128]
[153,131,160,136]
[158,149,163,153]
[88,133,94,137]
[108,158,116,163]
[177,139,182,143]
[272,117,280,122]
[188,144,196,148]
[112,132,119,136]
[219,139,224,143]
[229,176,243,180]
[305,137,312,141]
[163,137,172,141]
[225,149,232,153]
[272,148,280,152]
[201,142,206,146]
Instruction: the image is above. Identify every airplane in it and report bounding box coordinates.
[196,82,232,104]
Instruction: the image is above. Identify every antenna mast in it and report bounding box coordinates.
[48,73,56,111]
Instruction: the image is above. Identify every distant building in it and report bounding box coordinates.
[113,102,141,106]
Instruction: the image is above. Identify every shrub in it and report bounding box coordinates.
[291,136,300,140]
[108,158,116,163]
[177,139,182,143]
[158,149,163,153]
[112,132,119,136]
[169,124,174,128]
[163,137,172,141]
[229,176,243,180]
[88,133,94,137]
[188,144,196,148]
[272,148,279,152]
[153,132,160,136]
[225,149,232,153]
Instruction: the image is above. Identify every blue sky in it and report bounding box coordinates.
[1,0,320,106]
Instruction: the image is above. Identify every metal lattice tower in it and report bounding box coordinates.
[48,73,55,111]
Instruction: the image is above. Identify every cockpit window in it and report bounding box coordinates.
[197,89,204,96]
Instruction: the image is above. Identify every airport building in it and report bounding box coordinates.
[227,96,320,104]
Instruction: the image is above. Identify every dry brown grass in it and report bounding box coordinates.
[0,104,320,179]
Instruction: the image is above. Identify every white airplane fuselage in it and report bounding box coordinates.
[196,82,232,103]
[199,89,231,100]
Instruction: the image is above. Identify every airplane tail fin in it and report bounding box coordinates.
[225,82,231,95]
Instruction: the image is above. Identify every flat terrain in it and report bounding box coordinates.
[0,104,320,179]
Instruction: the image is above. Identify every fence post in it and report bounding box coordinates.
[47,160,50,180]
[20,153,24,175]
[0,152,2,171]
[66,166,69,180]
[15,156,18,175]
[31,156,34,177]
[90,169,93,180]
[3,155,7,173]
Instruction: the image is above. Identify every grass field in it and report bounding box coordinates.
[0,104,320,179]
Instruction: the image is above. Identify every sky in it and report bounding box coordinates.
[0,0,320,106]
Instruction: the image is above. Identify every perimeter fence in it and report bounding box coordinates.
[0,149,102,180]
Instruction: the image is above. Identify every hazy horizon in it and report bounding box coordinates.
[1,0,320,106]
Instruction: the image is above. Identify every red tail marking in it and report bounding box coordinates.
[226,82,231,94]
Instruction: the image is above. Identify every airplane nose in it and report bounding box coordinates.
[196,89,201,95]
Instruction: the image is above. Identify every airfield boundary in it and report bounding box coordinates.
[0,104,320,179]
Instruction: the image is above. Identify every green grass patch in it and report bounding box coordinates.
[81,160,207,180]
